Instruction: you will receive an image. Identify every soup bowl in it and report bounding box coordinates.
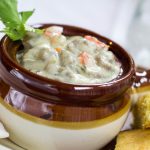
[0,24,135,150]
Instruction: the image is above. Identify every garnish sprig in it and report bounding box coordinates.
[0,0,42,41]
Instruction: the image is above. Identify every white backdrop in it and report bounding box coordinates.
[0,0,140,46]
[20,0,140,46]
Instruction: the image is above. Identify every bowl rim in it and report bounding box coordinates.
[0,23,135,104]
[1,23,135,88]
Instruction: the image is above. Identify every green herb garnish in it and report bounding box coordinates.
[0,0,42,41]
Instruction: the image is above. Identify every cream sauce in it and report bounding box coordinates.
[17,26,121,84]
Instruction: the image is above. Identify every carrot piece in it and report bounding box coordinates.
[55,47,62,53]
[44,30,51,37]
[84,35,106,47]
[44,27,63,37]
[78,52,89,65]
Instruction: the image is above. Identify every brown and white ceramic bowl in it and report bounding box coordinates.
[0,24,135,150]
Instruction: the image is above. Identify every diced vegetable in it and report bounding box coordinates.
[78,52,89,65]
[44,26,63,37]
[55,47,62,53]
[84,35,106,47]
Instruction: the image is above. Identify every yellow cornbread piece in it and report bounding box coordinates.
[115,129,150,150]
[134,94,150,129]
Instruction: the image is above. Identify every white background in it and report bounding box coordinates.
[0,0,140,46]
[19,0,140,46]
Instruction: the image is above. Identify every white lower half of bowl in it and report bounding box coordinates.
[0,97,130,150]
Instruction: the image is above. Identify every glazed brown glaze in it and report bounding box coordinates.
[0,24,135,106]
[3,87,129,122]
[0,24,135,123]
